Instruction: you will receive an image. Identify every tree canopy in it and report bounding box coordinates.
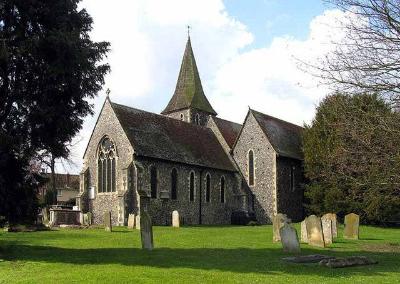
[303,93,400,224]
[0,0,109,223]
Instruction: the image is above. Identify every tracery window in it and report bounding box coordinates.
[248,150,255,186]
[205,173,211,203]
[98,137,116,193]
[171,168,178,200]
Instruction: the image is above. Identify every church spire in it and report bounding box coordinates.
[161,35,217,116]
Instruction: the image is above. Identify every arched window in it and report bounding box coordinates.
[150,166,157,198]
[180,113,184,121]
[248,150,255,186]
[205,173,211,203]
[220,176,225,203]
[98,137,116,193]
[189,171,195,201]
[290,165,295,192]
[195,113,200,125]
[171,168,178,200]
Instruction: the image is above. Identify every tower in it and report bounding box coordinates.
[161,36,217,126]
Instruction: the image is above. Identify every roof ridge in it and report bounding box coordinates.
[213,116,242,126]
[250,108,304,129]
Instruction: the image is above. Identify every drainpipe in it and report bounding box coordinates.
[199,169,204,225]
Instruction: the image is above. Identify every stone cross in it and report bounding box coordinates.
[104,211,112,232]
[172,210,180,228]
[279,223,301,253]
[272,213,290,242]
[300,220,308,243]
[135,215,141,230]
[127,214,135,229]
[140,211,154,250]
[305,215,325,248]
[344,213,359,239]
[321,217,333,245]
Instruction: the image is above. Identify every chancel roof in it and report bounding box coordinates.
[212,117,242,149]
[111,102,236,172]
[161,37,217,115]
[251,110,304,160]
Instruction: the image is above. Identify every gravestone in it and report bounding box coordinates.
[172,210,180,228]
[140,211,153,250]
[135,215,141,230]
[127,214,135,229]
[300,220,308,243]
[322,213,338,238]
[279,223,301,253]
[321,217,333,245]
[344,213,359,239]
[104,211,112,232]
[83,213,90,226]
[305,215,325,248]
[87,212,92,226]
[272,213,290,242]
[42,208,49,226]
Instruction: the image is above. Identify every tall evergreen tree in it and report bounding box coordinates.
[0,0,110,223]
[303,93,400,224]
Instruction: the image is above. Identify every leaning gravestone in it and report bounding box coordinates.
[273,213,290,242]
[322,213,338,238]
[305,215,325,248]
[135,215,141,230]
[104,211,112,232]
[140,211,154,250]
[344,213,359,240]
[321,217,333,245]
[172,210,180,228]
[279,223,301,253]
[300,220,308,243]
[127,214,135,229]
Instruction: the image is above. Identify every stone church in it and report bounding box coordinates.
[77,36,304,226]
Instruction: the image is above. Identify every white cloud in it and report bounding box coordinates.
[60,3,351,174]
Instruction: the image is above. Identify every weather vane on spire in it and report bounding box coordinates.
[187,25,191,38]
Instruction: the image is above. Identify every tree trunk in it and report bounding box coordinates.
[50,155,56,206]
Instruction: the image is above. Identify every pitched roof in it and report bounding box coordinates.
[251,109,304,160]
[161,37,217,115]
[111,102,236,172]
[212,117,242,149]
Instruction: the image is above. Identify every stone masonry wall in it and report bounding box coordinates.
[232,112,277,224]
[136,157,239,225]
[82,99,135,226]
[276,157,303,222]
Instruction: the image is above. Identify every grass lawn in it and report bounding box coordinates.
[0,224,399,283]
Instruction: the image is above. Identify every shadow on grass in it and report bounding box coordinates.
[2,242,399,277]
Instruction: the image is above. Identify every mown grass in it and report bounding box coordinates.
[0,224,399,283]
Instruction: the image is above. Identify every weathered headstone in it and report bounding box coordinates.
[127,214,135,229]
[279,223,301,253]
[319,256,377,268]
[87,212,92,226]
[42,208,49,226]
[272,213,290,242]
[172,210,180,228]
[300,220,308,243]
[104,211,112,232]
[321,217,333,245]
[344,213,359,240]
[305,215,325,248]
[83,213,90,226]
[135,215,141,230]
[140,211,153,250]
[322,213,338,238]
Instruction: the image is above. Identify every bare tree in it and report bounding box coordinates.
[312,0,400,105]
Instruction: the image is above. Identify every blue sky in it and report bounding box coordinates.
[225,0,327,48]
[65,0,345,173]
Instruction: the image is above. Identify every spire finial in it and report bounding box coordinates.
[106,88,111,98]
[187,25,191,38]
